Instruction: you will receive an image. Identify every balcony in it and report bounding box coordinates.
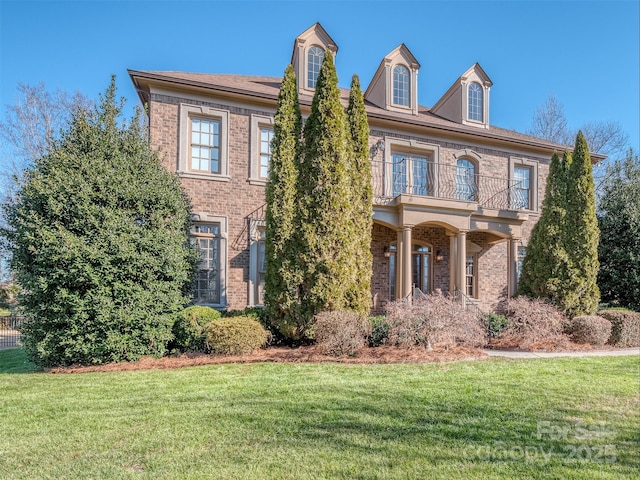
[371,159,527,211]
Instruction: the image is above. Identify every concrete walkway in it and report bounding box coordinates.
[483,348,639,359]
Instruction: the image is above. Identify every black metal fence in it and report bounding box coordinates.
[0,316,24,349]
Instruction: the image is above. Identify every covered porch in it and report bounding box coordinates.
[370,203,527,313]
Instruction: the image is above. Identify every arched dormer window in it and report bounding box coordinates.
[393,65,410,106]
[456,158,477,201]
[468,82,483,121]
[307,46,324,89]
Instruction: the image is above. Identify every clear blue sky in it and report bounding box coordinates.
[1,0,639,153]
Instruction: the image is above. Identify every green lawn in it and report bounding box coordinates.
[0,349,638,479]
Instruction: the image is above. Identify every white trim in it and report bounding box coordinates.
[250,114,274,183]
[179,103,229,179]
[509,156,539,212]
[190,213,228,308]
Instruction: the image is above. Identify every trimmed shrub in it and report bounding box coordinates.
[313,311,372,356]
[172,306,221,352]
[222,307,287,346]
[600,309,640,347]
[223,307,266,322]
[485,313,511,338]
[568,316,612,346]
[204,316,269,355]
[368,315,390,347]
[498,297,569,350]
[386,293,486,349]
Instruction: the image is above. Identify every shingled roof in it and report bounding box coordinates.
[128,70,606,162]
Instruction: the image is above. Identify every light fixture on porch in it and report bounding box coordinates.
[435,250,443,263]
[383,246,391,258]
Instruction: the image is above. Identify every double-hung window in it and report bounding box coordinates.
[192,223,221,304]
[179,104,229,180]
[513,166,531,209]
[259,128,273,179]
[191,118,220,173]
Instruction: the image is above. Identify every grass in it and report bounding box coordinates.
[0,349,638,479]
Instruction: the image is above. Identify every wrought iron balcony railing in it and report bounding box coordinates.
[371,159,528,211]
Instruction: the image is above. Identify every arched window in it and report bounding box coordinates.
[393,65,409,106]
[456,158,477,201]
[468,82,483,121]
[307,46,324,89]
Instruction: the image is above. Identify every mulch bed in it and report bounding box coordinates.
[48,345,488,374]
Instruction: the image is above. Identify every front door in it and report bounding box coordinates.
[411,245,431,293]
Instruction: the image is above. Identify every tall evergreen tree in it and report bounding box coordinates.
[518,151,571,302]
[563,131,600,315]
[264,65,303,339]
[1,78,198,367]
[345,74,373,314]
[297,51,353,329]
[597,149,640,311]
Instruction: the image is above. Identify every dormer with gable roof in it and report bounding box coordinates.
[364,44,420,116]
[431,63,492,129]
[291,23,338,96]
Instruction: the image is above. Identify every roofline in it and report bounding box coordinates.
[128,69,606,163]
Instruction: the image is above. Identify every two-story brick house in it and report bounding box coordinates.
[129,23,603,314]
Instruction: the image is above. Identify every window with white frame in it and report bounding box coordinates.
[259,128,273,179]
[384,138,439,199]
[192,223,221,304]
[465,254,477,298]
[190,118,220,173]
[513,166,531,209]
[179,104,229,180]
[307,46,324,89]
[250,114,274,184]
[456,158,477,201]
[392,152,431,197]
[468,82,483,122]
[509,157,538,211]
[393,65,410,106]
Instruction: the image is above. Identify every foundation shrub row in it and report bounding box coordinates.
[171,298,638,358]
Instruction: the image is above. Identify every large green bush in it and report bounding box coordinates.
[2,79,198,367]
[172,306,221,352]
[597,150,640,312]
[600,309,640,347]
[204,317,269,355]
